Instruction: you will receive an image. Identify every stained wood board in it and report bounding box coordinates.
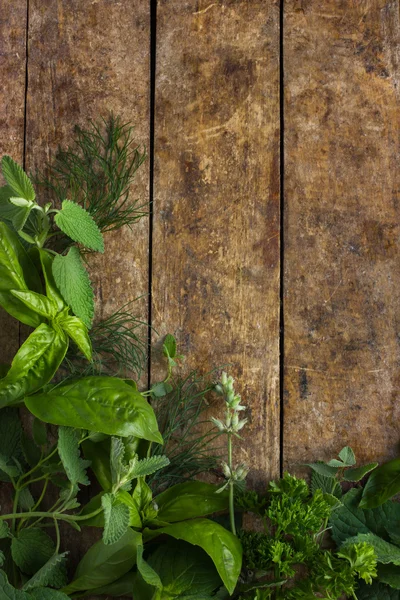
[24,0,151,578]
[283,0,400,471]
[152,0,281,486]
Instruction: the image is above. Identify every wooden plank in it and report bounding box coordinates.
[26,0,150,574]
[0,1,27,362]
[283,1,400,470]
[152,0,281,485]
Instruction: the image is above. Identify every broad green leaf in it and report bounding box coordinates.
[0,222,42,327]
[163,334,177,359]
[360,459,400,509]
[338,446,356,466]
[306,462,339,478]
[0,185,20,221]
[0,522,10,540]
[30,589,70,600]
[79,490,141,529]
[11,529,55,575]
[117,490,142,528]
[137,543,162,588]
[82,438,112,491]
[147,541,222,597]
[144,519,242,594]
[0,407,23,481]
[61,529,140,594]
[38,250,66,312]
[0,570,33,599]
[0,454,19,478]
[132,478,154,514]
[75,572,135,598]
[25,376,163,443]
[18,487,35,511]
[58,315,92,361]
[10,290,57,319]
[9,199,34,231]
[102,493,130,545]
[311,470,342,498]
[55,200,104,252]
[22,552,68,590]
[330,488,400,546]
[343,462,378,482]
[1,156,35,201]
[357,580,400,599]
[58,427,90,486]
[1,324,68,408]
[155,481,229,523]
[378,564,400,589]
[151,382,173,398]
[32,418,47,447]
[110,436,126,486]
[52,246,94,327]
[343,532,400,565]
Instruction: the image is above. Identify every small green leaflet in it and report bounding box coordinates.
[163,334,177,359]
[343,463,378,482]
[1,156,35,201]
[338,446,356,466]
[52,246,94,328]
[130,455,170,479]
[58,427,91,486]
[54,200,104,252]
[136,543,162,588]
[18,487,35,510]
[0,521,10,539]
[101,493,130,545]
[11,529,55,575]
[22,552,68,591]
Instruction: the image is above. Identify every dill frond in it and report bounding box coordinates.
[149,370,223,494]
[34,114,147,232]
[62,301,147,379]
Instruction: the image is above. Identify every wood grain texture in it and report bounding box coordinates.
[152,0,281,485]
[283,0,400,471]
[25,0,150,580]
[0,0,27,362]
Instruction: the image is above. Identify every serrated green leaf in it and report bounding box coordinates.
[18,487,35,511]
[343,532,400,565]
[22,553,68,591]
[378,564,400,589]
[360,459,400,509]
[0,522,10,540]
[0,407,23,481]
[343,462,378,482]
[58,427,90,486]
[0,454,20,478]
[163,334,177,359]
[110,436,126,486]
[357,580,400,599]
[11,529,55,575]
[338,446,356,466]
[30,589,70,600]
[0,185,20,222]
[101,493,130,545]
[306,462,339,478]
[2,156,35,201]
[52,246,94,328]
[55,200,104,252]
[59,315,92,361]
[130,455,170,479]
[311,470,342,498]
[0,570,32,599]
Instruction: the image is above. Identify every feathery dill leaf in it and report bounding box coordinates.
[33,114,147,232]
[148,370,223,494]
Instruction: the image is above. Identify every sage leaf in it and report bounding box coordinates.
[52,246,94,328]
[155,481,229,523]
[58,427,90,486]
[54,200,104,252]
[360,459,400,509]
[1,156,35,201]
[61,529,140,594]
[144,518,242,594]
[11,529,55,575]
[25,376,163,443]
[101,493,130,545]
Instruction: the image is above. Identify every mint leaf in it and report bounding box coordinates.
[307,462,339,478]
[52,247,94,328]
[30,590,70,600]
[11,529,55,575]
[0,570,33,599]
[343,463,378,482]
[22,553,68,590]
[0,522,10,540]
[110,437,126,487]
[54,200,104,252]
[311,470,342,498]
[357,580,399,599]
[58,427,90,486]
[18,487,35,511]
[163,334,177,359]
[338,446,356,466]
[0,185,20,222]
[129,455,170,479]
[101,493,130,545]
[378,564,400,589]
[0,454,20,478]
[1,156,35,201]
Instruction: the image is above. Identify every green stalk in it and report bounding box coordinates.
[228,431,236,536]
[0,506,103,525]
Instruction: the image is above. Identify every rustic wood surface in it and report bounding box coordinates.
[152,0,281,486]
[283,0,400,471]
[24,0,150,583]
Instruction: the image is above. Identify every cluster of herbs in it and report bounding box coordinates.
[0,116,397,600]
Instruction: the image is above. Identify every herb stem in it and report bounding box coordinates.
[228,431,236,536]
[0,506,103,525]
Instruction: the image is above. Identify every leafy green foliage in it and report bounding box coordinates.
[360,458,400,509]
[52,246,94,328]
[11,529,55,575]
[155,481,229,523]
[101,493,130,545]
[33,115,147,232]
[57,427,90,486]
[22,553,68,591]
[2,156,35,201]
[0,408,23,481]
[54,200,104,252]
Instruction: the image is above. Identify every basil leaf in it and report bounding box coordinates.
[74,572,135,598]
[10,290,57,319]
[0,222,42,327]
[81,438,112,491]
[25,376,163,442]
[58,315,92,361]
[38,250,66,312]
[61,529,140,594]
[155,481,229,523]
[144,519,242,594]
[360,459,400,509]
[0,324,68,408]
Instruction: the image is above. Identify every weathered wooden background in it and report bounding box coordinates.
[1,0,400,578]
